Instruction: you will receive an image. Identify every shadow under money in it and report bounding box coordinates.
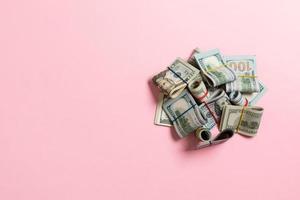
[183,135,228,152]
[183,134,200,151]
[170,126,181,141]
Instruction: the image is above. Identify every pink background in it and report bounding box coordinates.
[0,0,299,199]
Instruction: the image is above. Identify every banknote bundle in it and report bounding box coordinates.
[153,48,266,150]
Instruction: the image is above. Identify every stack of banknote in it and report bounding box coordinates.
[152,48,266,149]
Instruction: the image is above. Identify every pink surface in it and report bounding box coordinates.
[0,0,299,199]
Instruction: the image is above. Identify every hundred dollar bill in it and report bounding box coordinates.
[196,129,234,149]
[152,58,200,99]
[198,89,231,130]
[225,55,260,93]
[220,105,264,137]
[243,81,267,105]
[194,49,236,87]
[163,90,207,138]
[154,93,172,127]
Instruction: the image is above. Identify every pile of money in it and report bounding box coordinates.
[153,48,266,150]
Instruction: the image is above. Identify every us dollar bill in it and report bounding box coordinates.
[243,81,267,105]
[225,55,260,93]
[187,48,201,67]
[152,58,200,99]
[154,93,172,127]
[194,49,236,87]
[163,90,207,138]
[220,105,264,137]
[198,89,231,130]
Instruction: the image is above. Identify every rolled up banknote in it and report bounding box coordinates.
[228,91,248,106]
[196,129,234,149]
[152,58,200,99]
[198,89,231,130]
[163,90,207,138]
[225,55,260,93]
[188,77,209,103]
[194,49,236,87]
[220,105,264,137]
[195,127,211,141]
